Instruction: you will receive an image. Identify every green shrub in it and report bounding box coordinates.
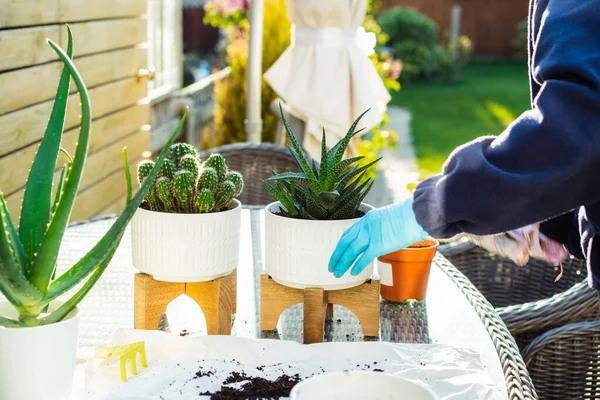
[378,7,438,47]
[513,19,528,55]
[378,6,472,82]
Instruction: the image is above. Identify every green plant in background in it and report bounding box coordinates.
[135,143,243,214]
[513,19,528,55]
[264,107,379,220]
[0,28,186,328]
[378,6,472,82]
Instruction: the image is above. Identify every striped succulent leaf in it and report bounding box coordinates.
[263,108,380,220]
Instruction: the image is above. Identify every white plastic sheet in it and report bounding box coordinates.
[72,329,500,400]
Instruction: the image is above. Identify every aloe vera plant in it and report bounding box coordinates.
[0,28,187,327]
[263,106,380,220]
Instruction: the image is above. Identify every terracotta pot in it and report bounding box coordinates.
[378,239,438,302]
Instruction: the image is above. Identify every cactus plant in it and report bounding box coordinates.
[0,28,187,327]
[263,106,380,220]
[135,145,244,213]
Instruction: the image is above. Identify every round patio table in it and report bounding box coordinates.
[57,207,536,400]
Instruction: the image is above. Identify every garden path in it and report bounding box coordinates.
[364,106,420,208]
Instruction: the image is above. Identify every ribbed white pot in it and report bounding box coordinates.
[131,199,241,282]
[0,302,80,400]
[265,201,374,290]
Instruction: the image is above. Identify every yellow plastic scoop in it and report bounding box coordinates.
[94,341,147,382]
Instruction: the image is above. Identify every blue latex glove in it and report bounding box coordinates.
[329,197,429,278]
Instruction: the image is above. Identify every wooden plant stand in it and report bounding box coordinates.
[134,271,236,335]
[260,274,380,344]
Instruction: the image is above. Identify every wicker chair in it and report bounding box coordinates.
[439,239,600,399]
[199,142,305,206]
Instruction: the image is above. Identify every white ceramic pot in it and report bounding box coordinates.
[131,199,241,282]
[264,201,374,290]
[0,302,80,400]
[290,371,438,400]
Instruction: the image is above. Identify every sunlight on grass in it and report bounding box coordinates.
[391,61,530,176]
[486,101,517,128]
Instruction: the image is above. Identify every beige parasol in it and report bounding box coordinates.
[263,0,391,158]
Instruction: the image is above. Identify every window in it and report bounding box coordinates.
[147,0,183,99]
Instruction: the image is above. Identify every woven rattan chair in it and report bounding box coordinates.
[440,239,600,399]
[199,142,305,206]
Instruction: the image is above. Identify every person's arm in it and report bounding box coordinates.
[413,0,600,239]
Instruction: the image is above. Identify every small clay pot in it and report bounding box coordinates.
[378,239,439,302]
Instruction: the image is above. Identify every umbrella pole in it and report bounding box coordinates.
[245,0,265,143]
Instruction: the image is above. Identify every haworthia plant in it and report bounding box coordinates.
[0,27,188,327]
[262,105,380,220]
[134,145,244,214]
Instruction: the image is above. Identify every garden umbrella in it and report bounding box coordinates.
[263,0,391,158]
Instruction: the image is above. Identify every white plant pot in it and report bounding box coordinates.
[131,199,241,282]
[0,301,80,400]
[290,371,438,400]
[265,201,374,290]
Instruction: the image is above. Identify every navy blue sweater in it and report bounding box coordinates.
[412,0,600,291]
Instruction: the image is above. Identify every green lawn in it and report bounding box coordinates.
[390,61,531,177]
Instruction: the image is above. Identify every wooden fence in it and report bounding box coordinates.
[380,0,529,57]
[1,0,151,221]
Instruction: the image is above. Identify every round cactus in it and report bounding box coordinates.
[215,180,237,210]
[168,143,198,166]
[195,188,215,213]
[226,171,244,196]
[198,167,219,192]
[137,160,155,186]
[204,154,227,182]
[155,176,175,212]
[172,170,196,212]
[158,158,176,180]
[179,154,200,182]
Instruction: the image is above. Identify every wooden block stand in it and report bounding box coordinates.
[134,271,236,335]
[260,274,380,344]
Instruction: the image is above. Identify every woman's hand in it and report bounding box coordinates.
[329,197,429,278]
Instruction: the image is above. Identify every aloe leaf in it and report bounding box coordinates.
[44,112,188,301]
[357,180,374,204]
[19,27,74,265]
[337,157,381,190]
[0,194,26,274]
[280,104,317,181]
[330,180,372,220]
[122,148,132,205]
[52,165,69,219]
[328,109,370,167]
[318,129,328,184]
[263,182,297,217]
[0,201,43,307]
[306,194,329,219]
[287,145,316,182]
[265,171,311,183]
[311,158,320,181]
[42,245,118,325]
[28,36,89,294]
[325,156,364,189]
[0,315,24,328]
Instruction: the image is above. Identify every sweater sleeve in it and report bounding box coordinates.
[413,0,600,239]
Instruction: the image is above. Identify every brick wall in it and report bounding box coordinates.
[380,0,529,57]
